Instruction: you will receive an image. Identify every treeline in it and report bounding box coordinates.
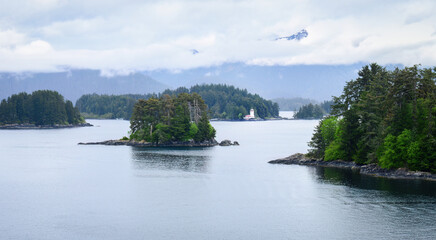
[271,97,316,111]
[76,84,279,120]
[308,64,436,173]
[162,84,279,119]
[0,90,84,125]
[293,100,333,119]
[76,93,154,119]
[130,93,215,143]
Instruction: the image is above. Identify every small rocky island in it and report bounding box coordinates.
[79,139,239,147]
[269,153,436,181]
[79,93,237,147]
[0,90,91,129]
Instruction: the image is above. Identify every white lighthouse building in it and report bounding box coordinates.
[244,108,255,120]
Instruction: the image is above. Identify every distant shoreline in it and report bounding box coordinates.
[269,153,436,181]
[82,117,296,121]
[0,123,93,129]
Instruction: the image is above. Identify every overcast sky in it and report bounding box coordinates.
[0,0,435,72]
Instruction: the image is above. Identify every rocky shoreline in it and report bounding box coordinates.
[78,138,239,147]
[269,153,436,181]
[0,123,93,129]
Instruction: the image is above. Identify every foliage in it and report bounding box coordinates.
[309,63,436,172]
[0,90,84,125]
[162,84,279,119]
[76,93,155,120]
[129,93,216,143]
[307,116,340,159]
[271,97,316,111]
[293,100,334,119]
[76,84,279,120]
[294,103,324,119]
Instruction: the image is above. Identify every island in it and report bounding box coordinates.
[293,100,333,119]
[270,63,436,180]
[79,93,237,147]
[75,84,279,120]
[0,90,91,129]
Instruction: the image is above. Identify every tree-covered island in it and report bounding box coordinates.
[80,93,223,147]
[0,90,90,129]
[271,64,436,180]
[129,93,216,144]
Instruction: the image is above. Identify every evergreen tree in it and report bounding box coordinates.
[0,90,85,126]
[130,93,216,144]
[308,64,436,172]
[76,84,279,120]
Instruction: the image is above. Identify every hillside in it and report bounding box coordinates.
[76,84,279,120]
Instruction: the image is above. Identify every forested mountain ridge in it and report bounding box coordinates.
[0,90,85,126]
[308,64,436,173]
[76,84,279,120]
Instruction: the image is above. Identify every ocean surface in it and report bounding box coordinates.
[0,112,435,240]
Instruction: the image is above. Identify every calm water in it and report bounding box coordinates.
[0,114,435,239]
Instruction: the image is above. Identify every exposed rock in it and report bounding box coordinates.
[269,153,436,181]
[79,138,219,147]
[219,140,232,146]
[219,140,239,146]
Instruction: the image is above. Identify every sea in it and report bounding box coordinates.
[0,112,435,239]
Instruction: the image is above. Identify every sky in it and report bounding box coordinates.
[0,0,435,72]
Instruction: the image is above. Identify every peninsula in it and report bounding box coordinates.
[270,64,436,180]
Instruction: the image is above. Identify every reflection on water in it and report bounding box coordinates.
[131,147,211,173]
[312,166,436,197]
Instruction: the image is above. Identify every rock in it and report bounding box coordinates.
[233,141,239,145]
[219,140,232,146]
[79,138,219,147]
[269,153,436,181]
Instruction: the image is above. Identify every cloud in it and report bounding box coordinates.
[0,0,435,72]
[0,30,27,48]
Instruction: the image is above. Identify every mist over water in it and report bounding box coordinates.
[0,114,435,239]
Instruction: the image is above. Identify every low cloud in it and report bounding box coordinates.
[0,0,435,72]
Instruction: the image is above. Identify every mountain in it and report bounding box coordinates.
[275,29,309,41]
[145,62,366,101]
[0,69,167,102]
[1,62,375,103]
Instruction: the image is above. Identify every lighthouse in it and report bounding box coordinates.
[244,108,255,120]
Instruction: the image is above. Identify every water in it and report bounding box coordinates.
[1,114,435,239]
